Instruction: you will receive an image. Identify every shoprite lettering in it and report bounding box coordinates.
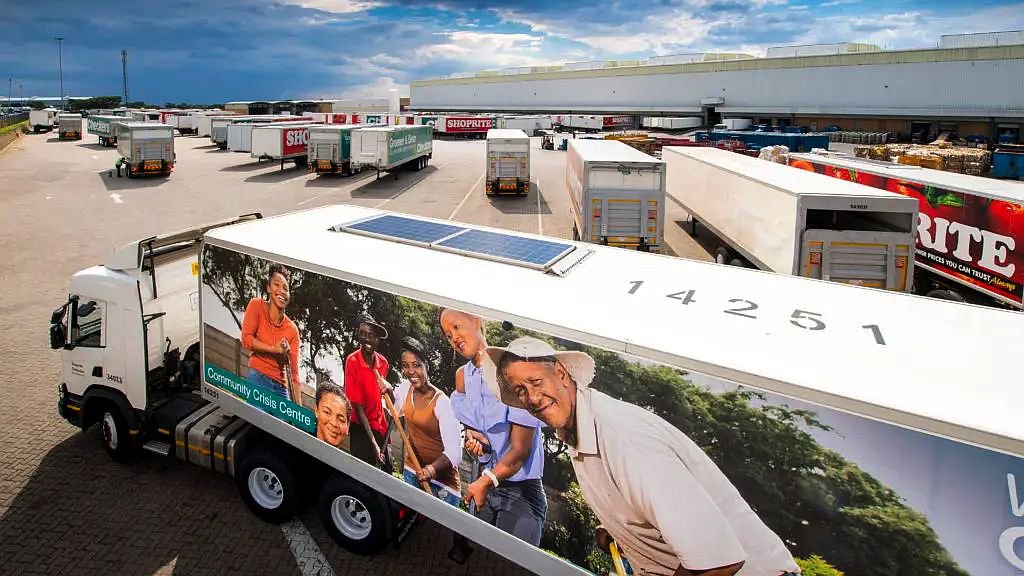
[446,118,491,129]
[917,213,1016,278]
[285,129,309,147]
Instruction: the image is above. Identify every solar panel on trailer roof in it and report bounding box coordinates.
[437,229,573,269]
[344,214,466,245]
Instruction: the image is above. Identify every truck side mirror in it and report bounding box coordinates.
[77,300,97,317]
[49,323,66,350]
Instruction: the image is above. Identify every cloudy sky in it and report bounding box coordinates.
[3,0,1023,104]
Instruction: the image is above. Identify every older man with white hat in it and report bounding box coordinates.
[482,336,800,576]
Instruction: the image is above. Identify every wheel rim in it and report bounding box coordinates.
[331,495,371,540]
[248,467,284,510]
[102,412,117,450]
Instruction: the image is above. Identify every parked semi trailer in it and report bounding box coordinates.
[228,120,309,154]
[667,147,917,291]
[51,206,1024,576]
[57,113,83,141]
[485,129,530,196]
[436,116,492,139]
[30,108,58,132]
[350,125,433,178]
[116,123,175,177]
[567,139,666,252]
[87,115,127,147]
[307,124,371,176]
[789,152,1024,308]
[251,123,315,169]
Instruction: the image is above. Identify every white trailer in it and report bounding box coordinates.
[228,120,309,153]
[499,116,552,135]
[192,111,229,138]
[660,117,702,130]
[568,139,666,252]
[722,118,753,130]
[58,113,83,141]
[30,108,59,132]
[50,205,1024,576]
[350,125,433,178]
[115,122,175,177]
[251,123,315,168]
[485,129,531,196]
[666,146,917,291]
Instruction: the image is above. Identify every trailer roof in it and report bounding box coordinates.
[790,152,1024,203]
[205,204,1024,457]
[570,138,662,164]
[115,122,172,130]
[667,146,912,199]
[251,122,315,131]
[309,123,375,131]
[487,128,530,140]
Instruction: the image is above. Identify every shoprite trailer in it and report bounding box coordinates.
[485,129,531,196]
[350,125,433,178]
[436,116,492,139]
[307,124,371,176]
[251,123,315,168]
[58,113,83,141]
[667,147,917,291]
[568,139,666,252]
[87,115,127,147]
[789,152,1024,308]
[115,122,175,177]
[228,120,309,154]
[52,205,1024,576]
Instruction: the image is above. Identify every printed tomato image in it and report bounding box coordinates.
[790,159,815,172]
[849,171,885,189]
[885,178,928,207]
[986,199,1024,276]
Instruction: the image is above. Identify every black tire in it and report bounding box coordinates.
[926,289,966,303]
[236,446,302,524]
[318,474,391,555]
[99,403,135,462]
[728,257,747,268]
[715,247,730,265]
[572,225,580,241]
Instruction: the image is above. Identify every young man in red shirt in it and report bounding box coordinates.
[344,313,394,468]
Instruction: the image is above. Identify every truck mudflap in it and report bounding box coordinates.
[57,383,83,427]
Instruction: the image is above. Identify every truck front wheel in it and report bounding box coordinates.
[99,404,135,463]
[318,474,390,555]
[236,446,301,524]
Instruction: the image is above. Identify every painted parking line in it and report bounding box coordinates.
[449,174,484,220]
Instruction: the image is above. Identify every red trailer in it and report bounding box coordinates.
[789,153,1024,309]
[437,116,493,139]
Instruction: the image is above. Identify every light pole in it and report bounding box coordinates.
[55,36,65,110]
[7,77,11,106]
[18,84,22,101]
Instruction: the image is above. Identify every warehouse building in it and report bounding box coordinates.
[410,32,1024,143]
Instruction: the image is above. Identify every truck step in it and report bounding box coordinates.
[142,440,172,456]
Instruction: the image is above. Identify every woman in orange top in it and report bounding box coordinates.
[240,264,301,402]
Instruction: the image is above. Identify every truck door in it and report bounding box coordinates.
[800,230,912,291]
[61,297,127,399]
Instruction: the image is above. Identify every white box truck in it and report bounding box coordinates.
[58,113,83,141]
[51,206,1024,576]
[86,115,126,147]
[350,125,433,178]
[307,124,371,176]
[666,146,917,291]
[485,129,531,196]
[567,139,666,253]
[30,108,59,132]
[251,123,315,168]
[115,122,175,177]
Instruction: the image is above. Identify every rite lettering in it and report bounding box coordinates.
[916,213,1016,277]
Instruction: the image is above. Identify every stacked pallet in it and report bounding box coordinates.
[853,144,991,175]
[605,133,658,155]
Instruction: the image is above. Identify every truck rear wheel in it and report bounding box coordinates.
[318,474,390,555]
[715,247,730,265]
[925,288,966,303]
[236,446,301,524]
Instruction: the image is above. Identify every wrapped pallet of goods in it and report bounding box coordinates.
[757,145,790,164]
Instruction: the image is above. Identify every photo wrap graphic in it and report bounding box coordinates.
[200,243,1024,576]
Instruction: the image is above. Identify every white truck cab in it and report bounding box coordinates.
[52,214,261,460]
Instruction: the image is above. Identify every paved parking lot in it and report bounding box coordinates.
[0,130,710,576]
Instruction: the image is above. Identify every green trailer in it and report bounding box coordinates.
[350,125,433,178]
[87,115,126,147]
[307,124,372,176]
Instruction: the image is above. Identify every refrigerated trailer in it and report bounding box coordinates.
[307,124,371,176]
[51,205,1024,576]
[350,125,433,178]
[567,139,666,252]
[58,113,83,141]
[87,115,126,147]
[485,129,530,196]
[115,123,175,177]
[667,147,917,292]
[251,123,315,168]
[30,108,58,132]
[788,152,1024,309]
[228,120,310,154]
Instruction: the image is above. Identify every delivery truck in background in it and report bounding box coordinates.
[485,129,531,196]
[116,123,175,177]
[87,115,127,147]
[50,205,1024,576]
[307,124,371,176]
[789,152,1024,308]
[30,108,59,133]
[666,146,917,292]
[350,125,433,178]
[567,139,666,253]
[57,113,83,141]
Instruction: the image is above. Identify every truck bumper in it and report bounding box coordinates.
[58,383,83,427]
